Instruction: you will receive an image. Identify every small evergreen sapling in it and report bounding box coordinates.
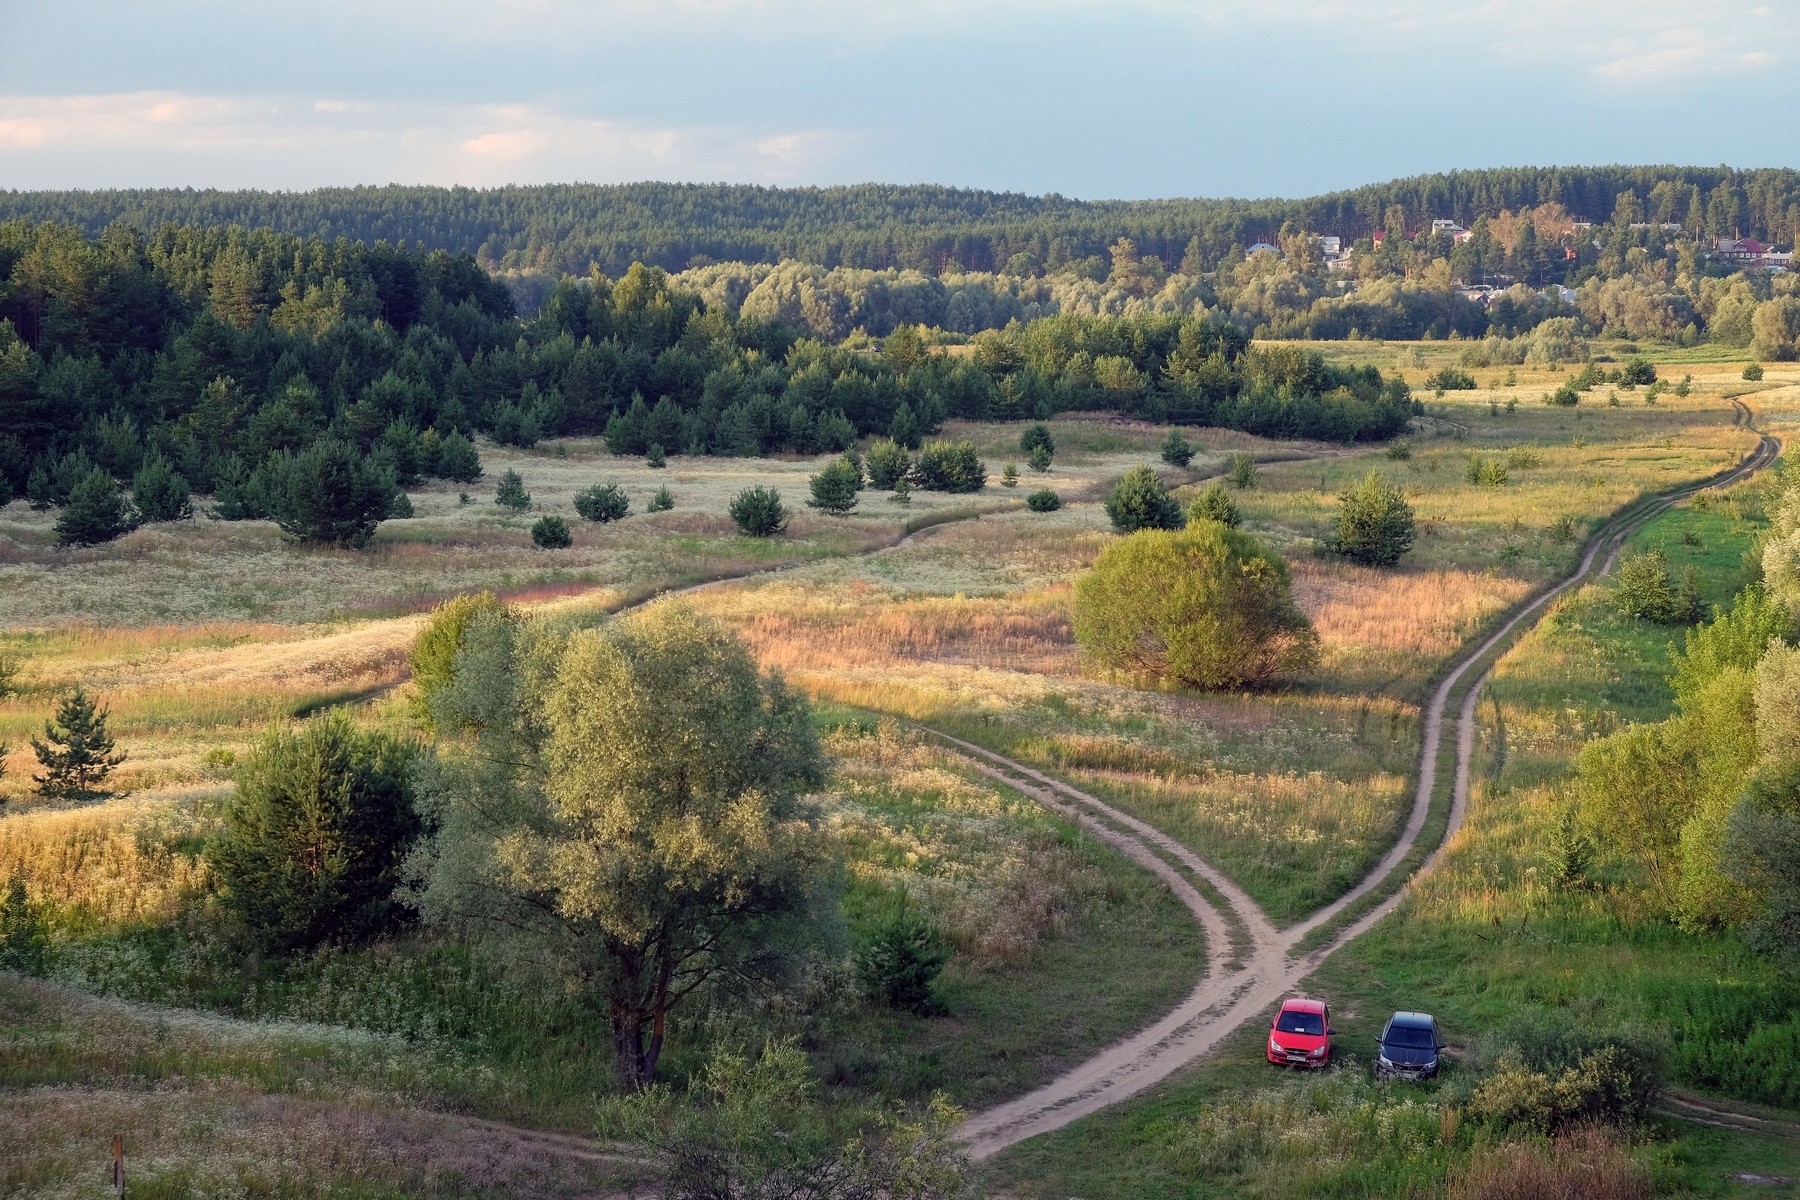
[648,486,675,512]
[646,442,667,469]
[531,515,572,548]
[1026,488,1061,512]
[31,686,125,801]
[806,458,860,516]
[730,486,788,537]
[865,439,912,489]
[1228,452,1257,489]
[1159,430,1195,468]
[495,469,532,512]
[1001,463,1019,487]
[574,482,630,522]
[1104,466,1184,532]
[54,468,131,547]
[1188,482,1241,528]
[854,893,950,1015]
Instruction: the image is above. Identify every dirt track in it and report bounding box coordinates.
[950,398,1781,1159]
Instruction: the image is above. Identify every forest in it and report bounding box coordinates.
[3,166,1798,277]
[0,219,1415,539]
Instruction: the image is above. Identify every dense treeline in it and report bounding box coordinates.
[0,220,1414,530]
[4,167,1797,278]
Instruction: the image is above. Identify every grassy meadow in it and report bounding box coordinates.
[2,345,1797,1197]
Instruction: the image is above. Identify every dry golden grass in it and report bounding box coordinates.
[0,791,215,927]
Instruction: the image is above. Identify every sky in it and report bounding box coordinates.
[1,0,1794,200]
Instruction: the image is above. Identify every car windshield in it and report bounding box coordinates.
[1276,1011,1324,1036]
[1385,1025,1435,1048]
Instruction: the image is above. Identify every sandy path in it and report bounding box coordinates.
[952,398,1780,1159]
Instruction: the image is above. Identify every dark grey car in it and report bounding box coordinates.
[1376,1011,1444,1080]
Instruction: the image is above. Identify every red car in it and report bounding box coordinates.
[1267,997,1333,1068]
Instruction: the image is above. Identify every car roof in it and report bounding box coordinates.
[1280,997,1327,1014]
[1385,1011,1436,1027]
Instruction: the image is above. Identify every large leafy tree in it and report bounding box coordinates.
[31,686,125,800]
[1074,524,1317,690]
[210,711,420,952]
[408,603,833,1088]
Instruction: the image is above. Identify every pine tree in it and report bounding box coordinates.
[1160,430,1195,467]
[132,452,192,523]
[807,458,860,516]
[54,467,131,547]
[495,469,532,512]
[31,686,125,801]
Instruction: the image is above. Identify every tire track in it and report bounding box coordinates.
[953,399,1779,1158]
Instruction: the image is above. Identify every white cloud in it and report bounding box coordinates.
[0,91,855,188]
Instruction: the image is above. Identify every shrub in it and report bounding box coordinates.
[1549,383,1581,406]
[211,711,421,953]
[1028,444,1053,472]
[1019,421,1055,457]
[807,458,860,516]
[0,879,49,975]
[730,486,788,537]
[1468,1019,1665,1136]
[494,469,532,512]
[1160,430,1195,467]
[1228,452,1257,489]
[436,431,483,482]
[1105,466,1185,532]
[1187,482,1241,528]
[1745,363,1765,381]
[865,439,912,489]
[1329,470,1415,567]
[1549,513,1579,544]
[1073,523,1317,690]
[646,442,667,469]
[1001,463,1019,487]
[1614,549,1701,624]
[531,515,572,548]
[131,452,191,523]
[1385,438,1412,461]
[1504,446,1543,469]
[573,482,630,522]
[1427,366,1478,391]
[1026,488,1061,512]
[410,591,507,727]
[1467,455,1510,487]
[648,486,675,512]
[1620,358,1657,386]
[854,896,951,1015]
[54,467,130,547]
[913,440,986,492]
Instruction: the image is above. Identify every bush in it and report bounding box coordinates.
[0,879,49,975]
[1073,523,1317,690]
[1427,367,1478,391]
[854,896,951,1015]
[531,515,572,548]
[1620,358,1657,386]
[267,440,397,548]
[1549,383,1581,406]
[1105,466,1185,532]
[436,431,483,482]
[494,469,532,512]
[913,441,986,492]
[1160,430,1195,467]
[1745,363,1765,381]
[53,467,130,547]
[1228,452,1257,489]
[807,458,861,516]
[1187,482,1241,528]
[131,452,192,523]
[1614,549,1701,624]
[1026,488,1061,512]
[1385,438,1412,461]
[1329,470,1415,567]
[1028,444,1053,472]
[1467,1017,1665,1135]
[730,486,788,537]
[646,442,667,469]
[410,591,507,727]
[1467,454,1510,487]
[574,482,631,522]
[865,439,912,489]
[648,486,675,512]
[1019,421,1055,457]
[210,711,421,953]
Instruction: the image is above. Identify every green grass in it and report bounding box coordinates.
[982,496,1800,1199]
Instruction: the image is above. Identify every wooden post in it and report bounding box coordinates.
[112,1135,124,1199]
